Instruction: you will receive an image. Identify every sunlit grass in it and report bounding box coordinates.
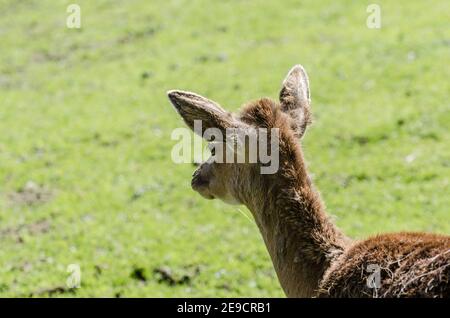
[0,0,448,297]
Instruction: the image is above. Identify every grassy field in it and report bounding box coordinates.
[0,0,448,297]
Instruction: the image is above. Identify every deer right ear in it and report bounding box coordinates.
[279,65,312,138]
[167,90,235,137]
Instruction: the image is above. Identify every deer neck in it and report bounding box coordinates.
[242,159,350,297]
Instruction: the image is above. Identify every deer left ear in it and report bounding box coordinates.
[167,90,235,138]
[279,64,312,138]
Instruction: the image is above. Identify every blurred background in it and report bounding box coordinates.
[0,0,448,297]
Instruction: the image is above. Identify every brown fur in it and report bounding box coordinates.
[319,233,450,297]
[167,65,450,298]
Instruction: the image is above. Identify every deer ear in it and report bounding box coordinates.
[279,64,312,138]
[167,90,235,137]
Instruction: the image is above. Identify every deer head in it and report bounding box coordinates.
[167,65,312,207]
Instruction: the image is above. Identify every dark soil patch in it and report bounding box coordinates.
[153,265,201,286]
[130,266,147,282]
[29,285,75,297]
[0,219,51,242]
[8,181,53,206]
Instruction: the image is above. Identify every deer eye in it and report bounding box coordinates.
[208,143,216,156]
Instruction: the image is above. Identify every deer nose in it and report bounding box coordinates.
[191,171,209,190]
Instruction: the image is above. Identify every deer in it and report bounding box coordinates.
[167,65,450,298]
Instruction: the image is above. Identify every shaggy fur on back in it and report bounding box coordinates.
[319,233,450,297]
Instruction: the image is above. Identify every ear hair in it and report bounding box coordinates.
[279,65,312,138]
[167,90,235,137]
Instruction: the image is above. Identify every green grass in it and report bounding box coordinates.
[0,0,448,297]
